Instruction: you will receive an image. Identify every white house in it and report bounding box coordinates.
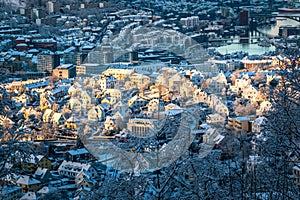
[193,89,208,103]
[58,160,97,179]
[206,113,226,125]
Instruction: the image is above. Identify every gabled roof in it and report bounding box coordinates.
[20,192,37,200]
[165,103,182,111]
[37,186,56,195]
[67,148,89,156]
[53,113,64,123]
[34,167,49,179]
[23,154,45,164]
[43,109,54,118]
[67,116,79,123]
[16,175,41,185]
[58,160,92,173]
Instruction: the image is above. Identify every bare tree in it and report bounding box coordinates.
[254,61,300,199]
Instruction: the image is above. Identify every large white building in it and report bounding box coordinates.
[58,160,97,178]
[76,63,107,75]
[127,118,158,138]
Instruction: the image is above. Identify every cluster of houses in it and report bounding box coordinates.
[0,0,299,198]
[1,51,300,197]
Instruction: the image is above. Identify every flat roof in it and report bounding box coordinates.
[56,64,74,69]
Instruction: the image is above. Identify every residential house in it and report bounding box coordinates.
[81,91,92,109]
[84,77,97,88]
[180,80,195,99]
[101,97,112,105]
[104,89,122,99]
[40,97,55,111]
[68,98,82,112]
[207,94,229,116]
[52,112,66,126]
[65,116,79,130]
[22,155,52,173]
[16,175,41,192]
[206,72,228,93]
[49,85,70,99]
[230,78,250,94]
[241,85,258,103]
[215,103,229,116]
[65,148,91,162]
[168,73,183,93]
[193,89,208,103]
[102,68,134,80]
[87,106,105,122]
[75,170,97,189]
[0,115,14,127]
[252,117,267,133]
[58,161,97,179]
[256,101,272,116]
[293,165,300,188]
[99,75,116,90]
[33,167,52,184]
[206,113,226,126]
[37,186,57,198]
[19,106,40,120]
[20,192,38,200]
[42,109,54,122]
[128,95,149,110]
[103,116,118,132]
[129,73,151,88]
[12,93,31,105]
[147,99,164,112]
[68,85,77,96]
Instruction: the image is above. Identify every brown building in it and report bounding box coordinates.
[239,9,249,26]
[227,116,256,132]
[32,39,57,50]
[53,64,76,79]
[16,175,41,192]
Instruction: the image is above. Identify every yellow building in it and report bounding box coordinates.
[22,155,52,173]
[52,64,76,79]
[227,116,256,132]
[102,68,134,80]
[66,116,78,130]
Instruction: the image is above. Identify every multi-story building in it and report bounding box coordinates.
[52,64,76,79]
[32,39,57,50]
[37,51,59,72]
[64,52,84,66]
[102,68,134,80]
[227,116,256,132]
[76,63,107,75]
[127,118,158,138]
[58,161,97,178]
[239,9,249,26]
